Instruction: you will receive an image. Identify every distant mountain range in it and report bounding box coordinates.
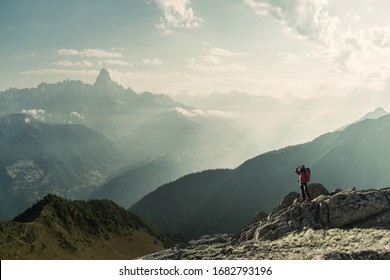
[118,109,257,167]
[0,69,181,141]
[176,90,390,153]
[95,107,258,208]
[0,113,123,220]
[0,70,260,214]
[131,112,390,238]
[0,194,174,259]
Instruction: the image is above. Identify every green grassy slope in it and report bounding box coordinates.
[0,194,174,259]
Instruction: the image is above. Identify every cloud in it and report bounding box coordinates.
[51,60,94,67]
[98,59,132,66]
[142,58,163,65]
[207,110,233,118]
[335,25,390,71]
[186,47,246,72]
[243,0,340,46]
[175,107,232,118]
[57,48,122,58]
[22,109,45,121]
[155,0,203,31]
[201,55,222,65]
[187,59,246,72]
[70,111,84,119]
[324,24,390,92]
[175,107,198,117]
[277,52,298,62]
[23,69,99,76]
[243,0,390,91]
[210,47,246,56]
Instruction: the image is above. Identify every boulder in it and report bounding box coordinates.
[329,188,343,195]
[268,184,328,217]
[325,189,390,227]
[270,191,300,215]
[308,183,329,199]
[247,211,268,225]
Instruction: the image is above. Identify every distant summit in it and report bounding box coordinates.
[337,107,388,131]
[361,107,387,120]
[98,68,111,80]
[93,68,117,88]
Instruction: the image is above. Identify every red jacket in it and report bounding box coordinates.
[295,167,310,184]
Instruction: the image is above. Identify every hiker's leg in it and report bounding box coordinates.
[304,184,311,200]
[300,184,306,201]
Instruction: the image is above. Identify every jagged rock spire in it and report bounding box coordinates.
[94,68,112,86]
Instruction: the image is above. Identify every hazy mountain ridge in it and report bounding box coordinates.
[0,113,123,220]
[92,151,207,208]
[131,113,390,238]
[118,109,256,168]
[0,69,182,141]
[0,194,174,259]
[176,91,390,153]
[98,109,258,208]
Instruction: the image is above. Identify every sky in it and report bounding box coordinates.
[2,0,390,98]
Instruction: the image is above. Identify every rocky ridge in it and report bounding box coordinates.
[142,186,390,260]
[234,185,390,243]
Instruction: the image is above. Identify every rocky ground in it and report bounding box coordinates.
[142,227,390,260]
[142,186,390,260]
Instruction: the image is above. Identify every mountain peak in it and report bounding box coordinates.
[99,68,110,79]
[94,68,112,85]
[363,107,387,120]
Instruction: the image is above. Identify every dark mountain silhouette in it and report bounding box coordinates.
[0,194,174,259]
[92,151,207,208]
[131,114,390,238]
[132,169,232,235]
[0,113,123,220]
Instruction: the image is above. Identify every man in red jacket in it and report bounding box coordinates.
[295,165,311,202]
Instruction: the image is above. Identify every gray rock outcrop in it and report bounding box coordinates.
[235,187,390,242]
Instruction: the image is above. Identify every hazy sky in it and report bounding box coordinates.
[2,0,390,97]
